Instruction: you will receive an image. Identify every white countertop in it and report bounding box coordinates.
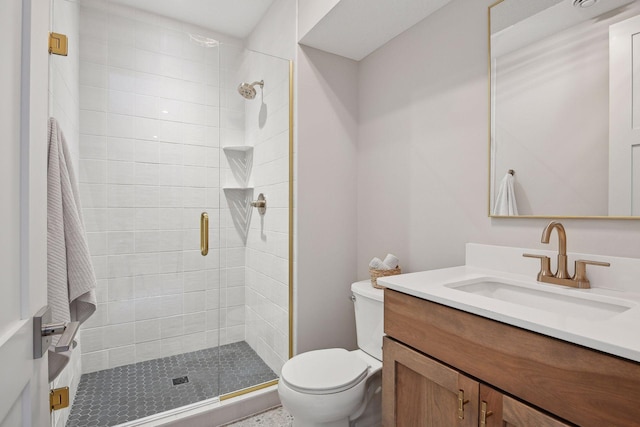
[378,247,640,363]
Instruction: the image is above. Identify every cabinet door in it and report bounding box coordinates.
[479,385,573,427]
[383,337,479,427]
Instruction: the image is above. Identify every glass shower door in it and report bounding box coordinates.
[56,1,224,425]
[52,0,293,424]
[218,45,291,397]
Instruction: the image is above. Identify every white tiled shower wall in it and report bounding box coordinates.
[241,53,291,375]
[77,0,246,374]
[217,43,251,348]
[49,2,81,425]
[216,46,290,375]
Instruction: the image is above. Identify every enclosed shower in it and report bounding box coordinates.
[48,0,292,425]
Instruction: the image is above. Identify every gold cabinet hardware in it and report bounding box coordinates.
[480,401,494,426]
[50,387,69,412]
[49,32,68,56]
[457,390,470,420]
[200,212,209,256]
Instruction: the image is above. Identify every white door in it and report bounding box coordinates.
[609,14,640,216]
[0,0,51,426]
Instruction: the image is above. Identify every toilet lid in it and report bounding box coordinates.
[281,348,369,395]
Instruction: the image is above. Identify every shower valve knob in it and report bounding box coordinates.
[251,193,267,215]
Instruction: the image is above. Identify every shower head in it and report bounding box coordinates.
[237,80,264,100]
[572,0,598,7]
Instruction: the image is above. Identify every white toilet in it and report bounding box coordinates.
[278,280,384,427]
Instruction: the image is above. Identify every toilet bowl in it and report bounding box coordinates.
[279,349,382,427]
[278,281,384,427]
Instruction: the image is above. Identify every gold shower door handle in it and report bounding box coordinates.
[201,212,209,256]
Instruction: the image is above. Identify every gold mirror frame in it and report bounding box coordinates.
[487,0,640,220]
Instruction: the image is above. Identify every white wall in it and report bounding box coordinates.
[48,1,81,425]
[296,46,359,353]
[49,0,80,172]
[246,0,296,61]
[357,0,640,281]
[218,43,252,353]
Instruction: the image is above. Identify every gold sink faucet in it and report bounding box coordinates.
[541,221,570,279]
[524,221,609,289]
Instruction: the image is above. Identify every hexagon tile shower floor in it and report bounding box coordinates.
[66,341,277,426]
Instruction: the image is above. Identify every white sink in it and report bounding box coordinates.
[446,278,633,321]
[376,245,640,362]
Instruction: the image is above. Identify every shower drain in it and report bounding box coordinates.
[172,376,189,386]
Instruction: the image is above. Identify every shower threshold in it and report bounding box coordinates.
[66,341,277,427]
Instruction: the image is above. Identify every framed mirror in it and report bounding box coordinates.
[489,0,640,218]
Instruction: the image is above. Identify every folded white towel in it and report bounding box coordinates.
[369,257,388,270]
[493,172,519,216]
[382,253,399,269]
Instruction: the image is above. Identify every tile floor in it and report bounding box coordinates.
[224,406,293,427]
[66,341,277,427]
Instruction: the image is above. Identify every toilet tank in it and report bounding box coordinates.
[351,280,384,361]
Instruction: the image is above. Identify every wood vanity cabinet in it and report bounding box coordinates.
[382,336,479,426]
[479,384,570,427]
[382,289,640,427]
[383,338,570,427]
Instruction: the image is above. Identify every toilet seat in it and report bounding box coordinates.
[281,348,369,395]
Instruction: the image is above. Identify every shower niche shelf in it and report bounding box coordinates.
[223,145,253,152]
[222,145,254,190]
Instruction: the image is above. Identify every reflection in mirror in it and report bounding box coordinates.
[489,0,640,217]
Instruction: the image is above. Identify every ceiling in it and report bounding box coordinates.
[298,0,452,61]
[106,0,461,61]
[110,0,276,39]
